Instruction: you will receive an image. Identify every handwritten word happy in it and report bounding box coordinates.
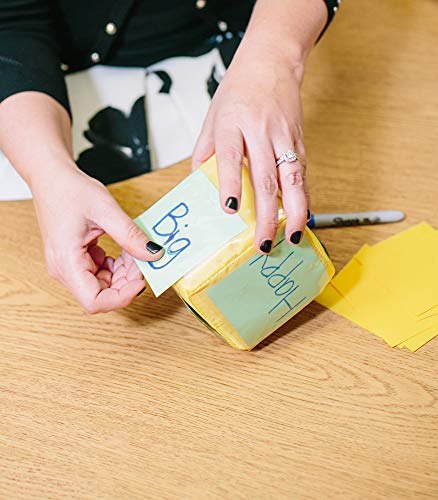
[249,239,307,322]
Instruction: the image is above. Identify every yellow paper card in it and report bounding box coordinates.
[356,223,438,318]
[317,282,380,335]
[317,256,438,347]
[397,328,437,352]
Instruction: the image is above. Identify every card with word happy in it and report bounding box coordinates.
[134,156,335,350]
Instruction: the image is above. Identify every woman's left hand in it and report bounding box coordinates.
[193,48,310,254]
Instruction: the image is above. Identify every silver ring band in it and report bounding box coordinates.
[276,149,298,167]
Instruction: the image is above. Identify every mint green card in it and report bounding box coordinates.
[134,169,247,296]
[206,232,330,346]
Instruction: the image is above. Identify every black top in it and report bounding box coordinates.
[0,0,339,118]
[109,1,256,68]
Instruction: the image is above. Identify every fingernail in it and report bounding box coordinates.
[290,231,302,245]
[225,196,238,211]
[145,241,163,254]
[307,209,311,221]
[260,239,272,254]
[136,287,146,297]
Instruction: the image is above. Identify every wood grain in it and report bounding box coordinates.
[0,1,437,498]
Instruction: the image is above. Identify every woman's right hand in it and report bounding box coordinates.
[31,166,163,314]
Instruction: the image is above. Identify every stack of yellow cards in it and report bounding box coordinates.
[317,222,438,352]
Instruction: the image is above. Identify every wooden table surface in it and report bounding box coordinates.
[1,1,437,498]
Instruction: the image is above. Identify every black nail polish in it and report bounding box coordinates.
[136,287,146,297]
[290,231,302,245]
[307,209,311,221]
[260,239,272,254]
[225,196,238,211]
[145,241,163,254]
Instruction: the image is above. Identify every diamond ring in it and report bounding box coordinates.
[276,149,298,167]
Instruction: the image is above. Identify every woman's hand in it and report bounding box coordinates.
[31,167,163,314]
[193,0,328,254]
[193,50,310,255]
[0,92,163,314]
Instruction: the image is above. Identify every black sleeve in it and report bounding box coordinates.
[0,0,71,117]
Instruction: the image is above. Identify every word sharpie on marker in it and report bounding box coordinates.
[307,210,405,229]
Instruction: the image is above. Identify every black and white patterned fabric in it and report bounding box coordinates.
[0,35,241,200]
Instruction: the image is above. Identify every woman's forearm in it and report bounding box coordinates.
[0,92,77,192]
[235,0,328,79]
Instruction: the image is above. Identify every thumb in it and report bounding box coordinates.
[97,202,164,261]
